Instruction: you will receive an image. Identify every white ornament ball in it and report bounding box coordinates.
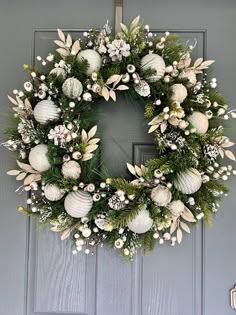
[179,70,197,87]
[174,168,202,194]
[33,100,59,124]
[64,190,93,218]
[44,184,65,201]
[128,204,153,234]
[169,200,185,217]
[77,49,102,75]
[62,77,83,99]
[170,84,188,103]
[62,161,81,179]
[50,67,66,78]
[29,144,51,172]
[141,53,166,82]
[151,185,172,207]
[188,111,209,134]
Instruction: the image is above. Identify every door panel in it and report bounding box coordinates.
[0,1,236,315]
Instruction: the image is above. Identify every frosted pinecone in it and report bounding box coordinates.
[134,80,151,97]
[108,195,126,210]
[203,144,220,162]
[107,39,131,61]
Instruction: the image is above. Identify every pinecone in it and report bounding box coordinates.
[108,195,126,210]
[203,144,220,162]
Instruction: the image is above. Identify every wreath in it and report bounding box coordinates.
[3,16,236,260]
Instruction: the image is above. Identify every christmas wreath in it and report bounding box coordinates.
[2,17,236,259]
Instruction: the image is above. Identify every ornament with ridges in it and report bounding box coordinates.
[64,190,93,218]
[33,100,59,124]
[174,168,202,194]
[141,53,165,82]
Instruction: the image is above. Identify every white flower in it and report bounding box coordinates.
[48,125,71,146]
[115,238,124,249]
[151,185,172,207]
[169,200,185,217]
[98,44,107,54]
[134,80,150,97]
[107,39,131,61]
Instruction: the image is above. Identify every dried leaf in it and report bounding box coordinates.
[130,16,140,31]
[221,141,234,148]
[102,86,110,101]
[82,153,93,161]
[127,163,136,176]
[134,165,143,177]
[120,23,129,34]
[225,150,236,161]
[194,58,203,68]
[116,84,129,91]
[88,126,97,139]
[71,40,81,55]
[24,174,40,185]
[219,148,225,159]
[180,221,190,233]
[16,172,26,181]
[57,29,65,42]
[66,34,72,48]
[200,60,215,68]
[181,207,196,223]
[54,40,65,48]
[88,138,100,145]
[85,144,98,154]
[81,129,88,142]
[160,122,167,133]
[7,170,21,176]
[106,74,121,85]
[109,90,116,101]
[61,228,72,240]
[8,95,18,106]
[16,160,36,173]
[50,226,62,232]
[56,48,70,57]
[170,221,177,234]
[148,125,159,133]
[177,228,183,244]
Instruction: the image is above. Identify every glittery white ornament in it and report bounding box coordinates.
[169,200,185,217]
[62,161,81,179]
[151,185,172,206]
[34,100,59,124]
[188,111,209,134]
[179,70,197,87]
[134,80,150,97]
[50,67,66,78]
[128,204,153,234]
[62,77,83,99]
[64,190,93,218]
[29,144,51,172]
[170,84,188,103]
[77,49,102,75]
[141,53,166,82]
[174,168,202,194]
[44,184,65,201]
